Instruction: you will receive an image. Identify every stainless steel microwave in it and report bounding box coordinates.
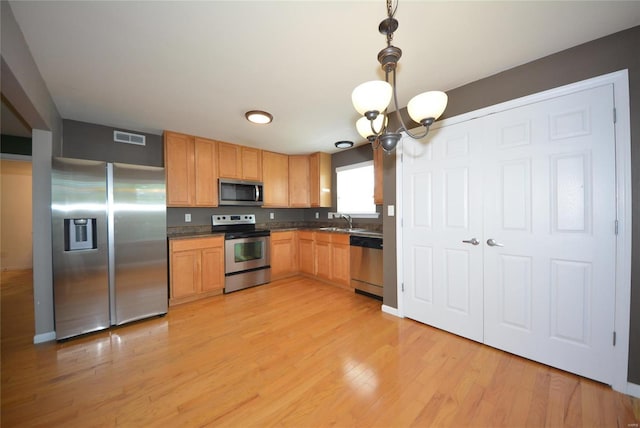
[219,179,264,206]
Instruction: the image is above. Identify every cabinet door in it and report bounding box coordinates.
[310,152,331,207]
[331,242,351,287]
[164,132,195,206]
[289,155,310,207]
[271,231,296,279]
[170,249,200,299]
[315,236,332,281]
[218,141,242,179]
[194,137,218,207]
[373,147,383,205]
[201,246,224,292]
[298,232,315,275]
[241,147,262,181]
[262,151,289,207]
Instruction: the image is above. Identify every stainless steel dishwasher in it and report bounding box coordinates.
[350,235,383,300]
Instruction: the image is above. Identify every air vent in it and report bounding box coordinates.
[114,130,146,146]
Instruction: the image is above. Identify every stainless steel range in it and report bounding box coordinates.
[212,214,271,293]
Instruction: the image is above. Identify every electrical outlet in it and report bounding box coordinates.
[270,212,275,220]
[315,212,319,219]
[185,213,192,222]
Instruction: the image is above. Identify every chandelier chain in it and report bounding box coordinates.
[385,0,397,45]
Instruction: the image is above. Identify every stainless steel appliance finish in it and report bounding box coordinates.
[350,235,383,299]
[52,157,167,340]
[218,179,263,206]
[212,214,271,293]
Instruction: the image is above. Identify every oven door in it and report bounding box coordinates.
[225,236,270,274]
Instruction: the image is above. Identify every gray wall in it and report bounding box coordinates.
[62,119,163,167]
[384,25,640,384]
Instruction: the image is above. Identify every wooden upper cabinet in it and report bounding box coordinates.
[288,155,310,208]
[373,147,383,205]
[310,152,331,208]
[194,137,218,207]
[217,141,262,181]
[164,131,218,207]
[164,131,195,207]
[241,147,262,181]
[217,142,242,179]
[262,151,289,207]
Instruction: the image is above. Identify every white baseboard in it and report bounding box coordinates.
[381,304,401,318]
[626,382,640,399]
[33,331,56,344]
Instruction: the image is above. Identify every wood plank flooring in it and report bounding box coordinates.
[2,269,639,427]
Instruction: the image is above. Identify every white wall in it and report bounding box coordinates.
[0,159,33,270]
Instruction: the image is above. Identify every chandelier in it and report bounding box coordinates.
[351,0,448,152]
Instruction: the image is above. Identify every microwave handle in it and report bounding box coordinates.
[255,185,260,202]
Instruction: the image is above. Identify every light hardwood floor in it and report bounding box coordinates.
[2,269,638,427]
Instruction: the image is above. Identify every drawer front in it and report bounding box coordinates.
[298,230,315,241]
[171,236,224,252]
[332,233,350,245]
[271,230,295,241]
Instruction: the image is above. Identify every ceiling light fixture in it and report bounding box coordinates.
[352,0,448,152]
[335,140,354,149]
[245,110,273,124]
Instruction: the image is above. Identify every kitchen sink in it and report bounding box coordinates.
[318,227,365,232]
[317,227,382,237]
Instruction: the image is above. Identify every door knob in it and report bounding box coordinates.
[462,238,479,245]
[486,238,504,247]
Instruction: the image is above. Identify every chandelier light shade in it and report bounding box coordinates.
[356,115,387,140]
[351,80,393,117]
[407,91,448,125]
[351,0,447,152]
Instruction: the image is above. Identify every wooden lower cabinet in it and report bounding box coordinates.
[310,231,351,288]
[169,236,224,305]
[314,233,332,282]
[330,234,350,287]
[270,230,298,280]
[298,231,315,275]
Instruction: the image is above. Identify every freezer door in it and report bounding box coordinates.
[111,163,168,324]
[52,158,110,339]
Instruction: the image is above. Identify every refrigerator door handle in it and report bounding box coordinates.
[107,163,116,325]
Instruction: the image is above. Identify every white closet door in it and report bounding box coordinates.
[483,84,616,384]
[402,119,485,342]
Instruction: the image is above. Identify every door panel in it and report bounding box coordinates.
[403,83,616,384]
[403,120,485,343]
[483,84,615,384]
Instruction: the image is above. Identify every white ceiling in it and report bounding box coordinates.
[8,1,640,154]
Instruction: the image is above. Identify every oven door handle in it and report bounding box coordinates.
[255,185,260,202]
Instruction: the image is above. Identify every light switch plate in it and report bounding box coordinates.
[387,205,395,217]
[270,212,275,220]
[185,213,191,222]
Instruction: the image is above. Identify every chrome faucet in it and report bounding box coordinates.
[339,213,353,229]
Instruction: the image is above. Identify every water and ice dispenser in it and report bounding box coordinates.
[64,218,97,251]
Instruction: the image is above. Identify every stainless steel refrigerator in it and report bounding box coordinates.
[52,157,167,340]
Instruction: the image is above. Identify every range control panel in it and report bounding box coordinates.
[212,214,256,226]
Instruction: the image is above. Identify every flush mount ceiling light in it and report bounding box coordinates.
[352,0,448,152]
[335,140,354,149]
[245,110,273,124]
